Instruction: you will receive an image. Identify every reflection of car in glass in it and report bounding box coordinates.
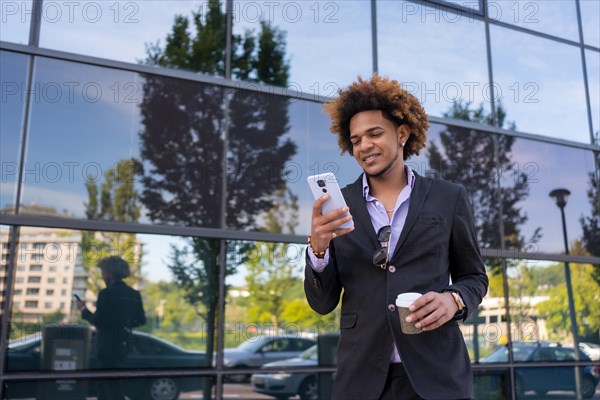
[223,335,315,382]
[251,344,318,400]
[480,342,599,398]
[6,330,206,400]
[579,342,600,361]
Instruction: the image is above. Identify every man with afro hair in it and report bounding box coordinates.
[304,75,488,399]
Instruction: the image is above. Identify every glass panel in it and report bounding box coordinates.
[3,375,214,400]
[37,1,217,66]
[488,0,579,41]
[505,259,599,363]
[224,239,330,362]
[580,0,600,48]
[587,49,600,140]
[490,25,589,142]
[513,365,595,399]
[0,50,28,213]
[438,0,482,11]
[378,0,490,118]
[19,56,225,227]
[228,95,361,234]
[230,0,371,93]
[0,0,32,44]
[5,227,218,374]
[472,367,510,400]
[506,138,595,255]
[413,123,505,251]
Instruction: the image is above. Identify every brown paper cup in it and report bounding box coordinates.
[396,292,423,334]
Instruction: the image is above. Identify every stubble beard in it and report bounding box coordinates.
[365,147,402,179]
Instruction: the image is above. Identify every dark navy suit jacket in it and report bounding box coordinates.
[304,172,488,399]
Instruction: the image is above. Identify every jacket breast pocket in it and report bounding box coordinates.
[340,313,357,329]
[418,216,447,226]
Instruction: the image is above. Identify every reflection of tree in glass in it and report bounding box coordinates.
[537,242,600,342]
[82,159,142,293]
[428,101,541,265]
[138,1,296,392]
[579,133,599,284]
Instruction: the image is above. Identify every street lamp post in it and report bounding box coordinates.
[549,188,582,400]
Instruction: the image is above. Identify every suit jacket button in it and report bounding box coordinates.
[388,265,396,273]
[387,304,396,312]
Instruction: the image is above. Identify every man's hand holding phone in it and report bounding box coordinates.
[310,195,354,253]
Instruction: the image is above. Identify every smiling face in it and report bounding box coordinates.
[349,110,409,178]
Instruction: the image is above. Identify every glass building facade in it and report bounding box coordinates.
[1,1,598,399]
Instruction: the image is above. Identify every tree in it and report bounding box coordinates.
[139,3,295,396]
[537,242,600,341]
[428,101,541,280]
[580,131,600,284]
[82,159,142,293]
[430,101,541,253]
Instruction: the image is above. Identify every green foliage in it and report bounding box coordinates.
[142,281,198,333]
[580,137,600,284]
[537,262,600,339]
[244,242,300,327]
[42,310,66,325]
[144,0,289,86]
[280,298,337,333]
[82,159,142,292]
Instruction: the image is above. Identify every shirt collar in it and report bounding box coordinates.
[362,165,415,200]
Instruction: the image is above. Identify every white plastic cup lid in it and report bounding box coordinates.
[396,292,422,308]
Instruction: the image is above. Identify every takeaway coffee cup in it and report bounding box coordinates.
[396,292,423,334]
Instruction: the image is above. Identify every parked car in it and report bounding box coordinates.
[579,342,600,361]
[251,344,319,400]
[222,335,315,382]
[6,329,206,400]
[480,342,599,398]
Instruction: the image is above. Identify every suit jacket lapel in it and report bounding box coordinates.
[391,173,432,260]
[342,174,380,250]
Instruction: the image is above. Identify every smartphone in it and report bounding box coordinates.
[73,293,82,302]
[307,172,354,229]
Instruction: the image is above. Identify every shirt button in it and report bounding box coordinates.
[388,304,396,312]
[388,265,396,273]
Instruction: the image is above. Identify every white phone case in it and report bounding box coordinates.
[307,172,354,229]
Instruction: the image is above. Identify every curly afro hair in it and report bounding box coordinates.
[324,75,429,160]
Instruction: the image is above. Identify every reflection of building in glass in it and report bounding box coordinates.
[462,296,550,343]
[0,226,85,323]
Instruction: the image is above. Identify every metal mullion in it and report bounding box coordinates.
[1,44,599,151]
[0,226,20,400]
[417,0,484,18]
[0,41,332,104]
[3,215,599,265]
[371,0,378,74]
[0,214,308,245]
[428,115,600,151]
[27,0,43,47]
[575,0,595,145]
[1,367,218,381]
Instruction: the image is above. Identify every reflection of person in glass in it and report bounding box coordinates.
[305,75,488,399]
[76,256,146,400]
